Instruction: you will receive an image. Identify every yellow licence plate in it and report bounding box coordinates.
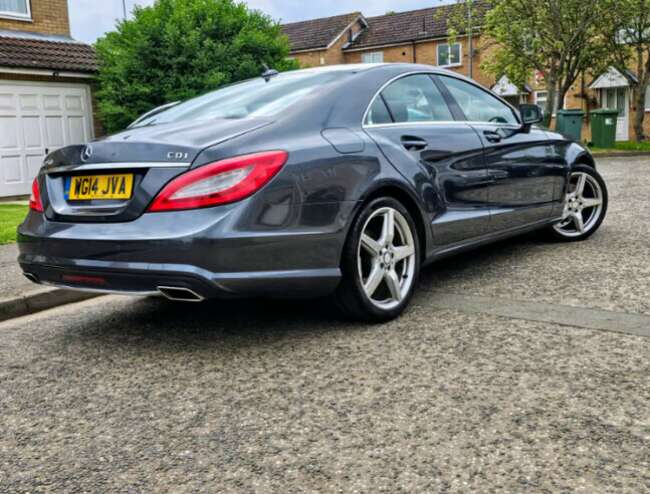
[68,174,134,200]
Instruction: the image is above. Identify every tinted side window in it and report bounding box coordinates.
[366,97,393,125]
[440,76,519,125]
[380,75,454,123]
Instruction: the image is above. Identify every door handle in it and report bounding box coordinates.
[401,135,428,151]
[483,130,503,143]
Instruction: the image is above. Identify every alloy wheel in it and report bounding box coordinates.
[553,171,604,238]
[357,207,417,310]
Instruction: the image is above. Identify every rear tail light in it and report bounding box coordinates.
[148,150,288,212]
[29,177,44,212]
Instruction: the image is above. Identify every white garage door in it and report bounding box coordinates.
[0,81,94,197]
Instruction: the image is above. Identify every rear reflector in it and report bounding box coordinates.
[29,177,44,212]
[62,274,107,286]
[148,150,288,212]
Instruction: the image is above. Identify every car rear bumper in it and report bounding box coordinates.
[17,202,354,299]
[19,259,341,300]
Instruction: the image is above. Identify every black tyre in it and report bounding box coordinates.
[336,197,420,323]
[545,164,608,242]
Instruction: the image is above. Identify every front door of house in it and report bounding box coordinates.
[601,87,629,141]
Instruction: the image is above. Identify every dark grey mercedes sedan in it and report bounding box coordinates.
[18,64,608,322]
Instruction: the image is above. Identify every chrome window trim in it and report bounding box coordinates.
[361,70,522,129]
[364,121,523,130]
[46,162,191,173]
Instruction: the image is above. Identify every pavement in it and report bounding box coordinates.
[0,244,96,322]
[0,157,649,492]
[0,243,33,297]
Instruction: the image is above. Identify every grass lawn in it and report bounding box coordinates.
[590,140,650,154]
[0,204,28,245]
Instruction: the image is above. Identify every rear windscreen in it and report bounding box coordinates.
[132,70,353,128]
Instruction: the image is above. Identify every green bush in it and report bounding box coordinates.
[95,0,298,134]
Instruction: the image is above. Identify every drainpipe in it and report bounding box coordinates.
[412,40,417,63]
[468,3,473,79]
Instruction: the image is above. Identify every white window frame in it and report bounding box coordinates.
[0,0,32,21]
[436,43,462,68]
[361,51,384,64]
[534,90,548,108]
[645,84,650,112]
[535,90,567,117]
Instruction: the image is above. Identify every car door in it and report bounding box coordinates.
[437,75,562,233]
[363,73,491,247]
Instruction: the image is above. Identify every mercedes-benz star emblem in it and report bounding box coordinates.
[81,145,93,162]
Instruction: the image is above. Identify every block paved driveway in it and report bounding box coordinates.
[1,158,649,493]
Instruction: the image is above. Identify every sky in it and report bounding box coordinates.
[69,0,455,44]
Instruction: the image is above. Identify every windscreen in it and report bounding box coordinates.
[131,70,352,128]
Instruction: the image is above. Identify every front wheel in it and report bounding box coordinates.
[546,164,608,242]
[336,197,420,323]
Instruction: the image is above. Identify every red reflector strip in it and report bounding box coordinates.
[62,274,107,286]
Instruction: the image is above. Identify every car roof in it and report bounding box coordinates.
[292,63,460,76]
[289,64,476,88]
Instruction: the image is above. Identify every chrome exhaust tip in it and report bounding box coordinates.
[157,286,205,303]
[23,272,39,284]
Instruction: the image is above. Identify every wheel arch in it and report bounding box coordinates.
[570,147,597,170]
[352,181,430,263]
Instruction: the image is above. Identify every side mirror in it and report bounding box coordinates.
[519,104,543,126]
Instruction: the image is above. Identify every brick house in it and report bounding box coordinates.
[0,0,97,199]
[282,2,650,144]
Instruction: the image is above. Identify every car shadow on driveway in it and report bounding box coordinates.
[59,294,363,354]
[55,234,544,352]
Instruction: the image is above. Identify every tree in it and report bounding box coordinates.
[95,0,298,134]
[600,0,650,141]
[479,0,609,126]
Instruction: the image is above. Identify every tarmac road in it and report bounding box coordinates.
[1,158,649,493]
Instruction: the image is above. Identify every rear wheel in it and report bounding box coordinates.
[336,197,420,323]
[546,164,608,242]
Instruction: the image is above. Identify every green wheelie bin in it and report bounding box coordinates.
[590,109,619,149]
[556,109,585,142]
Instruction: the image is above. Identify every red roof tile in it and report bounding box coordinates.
[0,35,97,73]
[347,1,492,50]
[281,2,492,53]
[282,12,362,52]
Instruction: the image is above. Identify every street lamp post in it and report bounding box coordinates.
[122,0,127,20]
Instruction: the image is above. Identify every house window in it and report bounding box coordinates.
[362,52,384,64]
[601,87,627,116]
[437,43,462,67]
[535,91,548,111]
[0,0,31,20]
[535,90,565,116]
